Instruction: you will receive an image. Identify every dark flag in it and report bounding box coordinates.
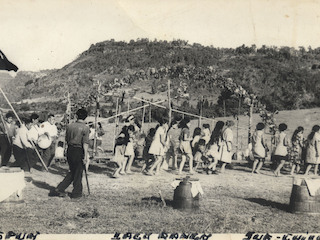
[0,50,18,72]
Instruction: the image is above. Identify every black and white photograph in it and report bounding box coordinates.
[1,0,320,239]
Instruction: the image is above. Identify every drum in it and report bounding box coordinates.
[38,134,52,149]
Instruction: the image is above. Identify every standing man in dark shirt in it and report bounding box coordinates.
[51,109,89,199]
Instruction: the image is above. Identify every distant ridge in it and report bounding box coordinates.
[2,39,320,116]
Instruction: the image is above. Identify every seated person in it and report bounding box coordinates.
[193,139,210,171]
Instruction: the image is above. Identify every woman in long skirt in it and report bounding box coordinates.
[220,120,234,173]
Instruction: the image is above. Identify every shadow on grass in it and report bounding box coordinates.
[30,178,56,192]
[48,164,69,176]
[245,197,289,212]
[141,196,174,208]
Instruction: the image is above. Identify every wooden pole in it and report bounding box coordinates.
[93,80,101,157]
[142,102,146,132]
[236,98,240,151]
[100,100,165,122]
[134,97,214,121]
[149,103,151,124]
[248,101,253,145]
[112,98,119,153]
[198,97,203,127]
[127,99,130,114]
[0,87,48,171]
[168,80,172,123]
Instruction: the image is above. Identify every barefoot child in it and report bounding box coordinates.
[202,123,211,145]
[304,125,320,176]
[289,126,304,175]
[273,123,289,176]
[178,118,194,175]
[191,127,202,155]
[146,118,169,175]
[251,122,268,174]
[141,128,156,173]
[206,121,225,174]
[193,139,209,171]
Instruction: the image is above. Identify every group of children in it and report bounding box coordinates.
[111,112,320,178]
[251,122,320,176]
[111,114,236,177]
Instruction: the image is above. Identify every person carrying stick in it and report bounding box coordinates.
[50,108,90,199]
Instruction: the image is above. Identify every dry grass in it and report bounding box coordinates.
[1,108,320,233]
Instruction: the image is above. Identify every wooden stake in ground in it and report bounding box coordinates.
[168,80,172,123]
[141,101,146,132]
[112,97,119,153]
[149,103,152,125]
[236,98,241,152]
[93,80,101,157]
[248,101,253,145]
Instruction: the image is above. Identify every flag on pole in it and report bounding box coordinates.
[0,50,18,72]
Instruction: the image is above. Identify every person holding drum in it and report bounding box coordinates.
[27,113,43,146]
[39,114,58,168]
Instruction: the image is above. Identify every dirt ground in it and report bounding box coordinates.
[1,108,320,234]
[1,160,320,234]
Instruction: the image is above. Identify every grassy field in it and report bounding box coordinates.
[1,108,320,234]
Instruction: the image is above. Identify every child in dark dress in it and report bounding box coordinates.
[141,128,156,173]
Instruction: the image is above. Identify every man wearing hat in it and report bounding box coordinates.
[51,108,89,199]
[0,111,16,166]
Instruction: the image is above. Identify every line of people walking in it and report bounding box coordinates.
[251,122,320,176]
[111,114,236,178]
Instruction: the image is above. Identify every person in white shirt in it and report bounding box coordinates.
[39,114,58,167]
[12,118,39,171]
[27,113,43,145]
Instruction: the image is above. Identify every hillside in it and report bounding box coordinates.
[3,39,320,118]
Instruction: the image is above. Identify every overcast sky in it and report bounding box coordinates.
[1,0,320,71]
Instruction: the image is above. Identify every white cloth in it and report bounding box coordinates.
[0,169,25,202]
[305,179,320,197]
[55,146,65,158]
[171,180,204,197]
[27,125,43,143]
[40,121,58,139]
